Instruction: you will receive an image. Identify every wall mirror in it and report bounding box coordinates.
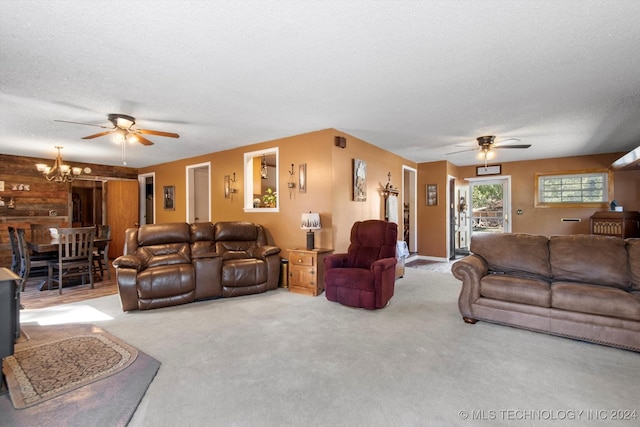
[244,147,279,211]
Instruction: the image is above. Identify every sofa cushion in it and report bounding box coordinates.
[138,222,191,246]
[222,259,267,287]
[628,239,640,292]
[190,222,215,256]
[480,274,551,307]
[550,235,630,290]
[552,282,640,321]
[470,233,551,278]
[137,264,195,299]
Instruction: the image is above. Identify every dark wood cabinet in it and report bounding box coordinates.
[1,268,20,387]
[590,211,640,238]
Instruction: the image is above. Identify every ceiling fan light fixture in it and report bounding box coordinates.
[110,114,135,130]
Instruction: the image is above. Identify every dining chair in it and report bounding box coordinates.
[93,224,111,280]
[7,226,20,275]
[48,226,96,294]
[15,228,51,291]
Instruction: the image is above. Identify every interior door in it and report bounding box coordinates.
[187,163,210,222]
[468,177,511,238]
[106,180,139,259]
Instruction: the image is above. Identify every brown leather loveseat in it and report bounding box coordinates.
[113,221,281,311]
[452,232,640,352]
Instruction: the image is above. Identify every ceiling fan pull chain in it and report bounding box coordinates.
[121,141,127,166]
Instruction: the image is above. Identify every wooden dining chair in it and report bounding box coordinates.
[48,226,95,294]
[93,224,111,280]
[15,228,50,291]
[7,226,20,275]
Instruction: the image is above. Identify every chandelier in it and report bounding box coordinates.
[35,146,91,182]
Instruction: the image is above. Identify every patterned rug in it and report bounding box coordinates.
[3,325,137,409]
[405,259,455,274]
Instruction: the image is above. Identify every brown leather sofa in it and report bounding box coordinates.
[113,221,281,311]
[452,233,640,352]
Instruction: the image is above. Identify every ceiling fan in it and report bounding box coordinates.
[447,135,531,166]
[55,113,180,146]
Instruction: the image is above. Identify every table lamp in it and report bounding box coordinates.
[301,212,321,250]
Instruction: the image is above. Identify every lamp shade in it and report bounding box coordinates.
[301,212,321,230]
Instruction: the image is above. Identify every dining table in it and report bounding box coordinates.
[26,234,111,291]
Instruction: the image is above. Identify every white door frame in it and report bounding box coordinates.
[466,175,512,235]
[402,165,417,253]
[138,172,155,225]
[186,162,211,223]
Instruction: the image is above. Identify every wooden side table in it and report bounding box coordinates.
[287,248,333,296]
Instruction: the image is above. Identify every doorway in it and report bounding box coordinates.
[71,180,104,227]
[186,162,210,223]
[467,177,512,238]
[402,165,417,253]
[138,173,155,225]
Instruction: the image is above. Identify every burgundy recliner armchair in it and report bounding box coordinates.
[324,220,398,309]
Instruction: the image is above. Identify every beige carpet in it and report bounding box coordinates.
[3,324,137,408]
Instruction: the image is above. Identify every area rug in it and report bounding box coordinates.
[405,259,454,274]
[3,325,137,409]
[0,323,160,427]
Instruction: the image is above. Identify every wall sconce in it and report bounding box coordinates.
[301,212,321,250]
[288,163,296,198]
[224,173,238,201]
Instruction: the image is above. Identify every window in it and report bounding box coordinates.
[535,169,613,208]
[244,147,279,212]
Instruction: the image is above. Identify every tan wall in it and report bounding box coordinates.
[449,152,640,236]
[416,161,449,258]
[330,131,414,253]
[140,129,416,254]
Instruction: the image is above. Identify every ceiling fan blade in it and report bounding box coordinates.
[82,131,115,139]
[132,134,154,146]
[446,148,478,155]
[55,119,113,129]
[493,144,532,149]
[137,129,180,138]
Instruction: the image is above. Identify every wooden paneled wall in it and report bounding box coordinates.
[0,154,138,268]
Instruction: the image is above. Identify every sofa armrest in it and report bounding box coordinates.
[113,254,144,271]
[324,253,349,269]
[451,254,488,320]
[370,257,397,274]
[250,245,281,260]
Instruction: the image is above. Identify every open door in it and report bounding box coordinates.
[468,177,512,240]
[106,180,139,259]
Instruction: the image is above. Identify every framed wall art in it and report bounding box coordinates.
[163,185,175,210]
[426,184,438,206]
[353,158,367,201]
[299,163,307,193]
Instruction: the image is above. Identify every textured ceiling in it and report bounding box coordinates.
[1,0,639,168]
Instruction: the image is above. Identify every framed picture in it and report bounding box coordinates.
[299,163,307,193]
[224,175,231,198]
[426,184,438,206]
[353,158,367,201]
[476,164,502,176]
[163,185,175,210]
